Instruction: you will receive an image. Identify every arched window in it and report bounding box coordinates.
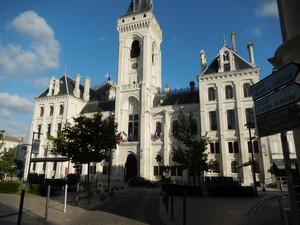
[212,161,220,173]
[152,43,155,64]
[231,161,239,173]
[154,122,162,139]
[243,83,252,97]
[130,40,140,58]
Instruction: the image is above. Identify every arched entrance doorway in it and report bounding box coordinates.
[125,154,137,181]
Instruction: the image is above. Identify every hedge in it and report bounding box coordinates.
[207,185,255,197]
[0,181,21,193]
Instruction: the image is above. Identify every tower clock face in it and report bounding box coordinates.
[132,63,138,69]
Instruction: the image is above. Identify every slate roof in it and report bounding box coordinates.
[153,89,199,107]
[201,46,254,75]
[81,100,115,113]
[37,75,110,102]
[125,0,153,16]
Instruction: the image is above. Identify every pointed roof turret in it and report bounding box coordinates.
[126,0,153,15]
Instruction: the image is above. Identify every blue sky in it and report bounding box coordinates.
[0,0,281,142]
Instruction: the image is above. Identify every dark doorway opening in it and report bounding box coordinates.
[125,154,137,181]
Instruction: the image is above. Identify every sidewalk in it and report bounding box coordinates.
[160,188,289,225]
[0,186,290,225]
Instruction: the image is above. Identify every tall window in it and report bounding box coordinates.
[243,83,252,97]
[59,105,64,115]
[47,124,51,134]
[153,166,159,176]
[225,85,233,99]
[191,119,197,135]
[57,123,62,132]
[130,40,140,58]
[253,141,259,153]
[53,162,57,171]
[227,110,236,129]
[231,161,239,173]
[245,108,255,128]
[40,107,44,117]
[248,141,259,153]
[209,111,217,130]
[228,141,239,153]
[212,161,220,173]
[37,125,42,139]
[254,161,260,173]
[210,142,220,154]
[208,87,216,101]
[128,114,139,141]
[49,106,54,116]
[172,120,179,137]
[154,122,162,139]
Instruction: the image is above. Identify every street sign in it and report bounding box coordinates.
[256,103,300,137]
[32,139,40,154]
[251,62,300,101]
[255,82,300,116]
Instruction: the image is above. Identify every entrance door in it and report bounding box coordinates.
[125,154,137,181]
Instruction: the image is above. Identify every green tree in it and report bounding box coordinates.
[0,130,5,149]
[0,150,17,180]
[172,111,210,186]
[48,112,118,200]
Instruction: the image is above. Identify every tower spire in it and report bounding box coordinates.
[223,32,227,46]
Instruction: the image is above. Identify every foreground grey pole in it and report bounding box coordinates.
[183,191,186,225]
[45,185,51,221]
[17,189,25,225]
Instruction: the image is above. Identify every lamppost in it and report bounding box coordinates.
[26,131,42,186]
[245,122,257,196]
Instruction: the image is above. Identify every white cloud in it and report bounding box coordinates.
[27,76,50,89]
[0,92,34,113]
[255,0,278,18]
[0,109,11,120]
[0,11,60,77]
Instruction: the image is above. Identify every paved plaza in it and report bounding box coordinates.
[0,186,291,225]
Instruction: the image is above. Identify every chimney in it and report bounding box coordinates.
[83,76,91,102]
[199,50,207,73]
[231,31,237,53]
[164,84,170,94]
[247,41,255,66]
[189,81,195,91]
[73,73,81,98]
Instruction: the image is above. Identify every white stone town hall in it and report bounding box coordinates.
[24,0,296,187]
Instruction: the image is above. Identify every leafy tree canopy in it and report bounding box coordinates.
[48,112,118,165]
[172,111,210,185]
[0,150,16,175]
[0,130,5,149]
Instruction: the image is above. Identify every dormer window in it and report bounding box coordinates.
[133,0,140,12]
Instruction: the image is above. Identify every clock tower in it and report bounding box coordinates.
[114,0,163,179]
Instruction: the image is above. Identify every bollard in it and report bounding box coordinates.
[183,191,186,225]
[17,189,25,225]
[75,182,80,206]
[161,191,169,212]
[171,187,174,220]
[45,185,51,221]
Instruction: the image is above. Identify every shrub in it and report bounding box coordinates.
[100,193,107,201]
[207,185,255,197]
[0,181,21,193]
[161,184,202,196]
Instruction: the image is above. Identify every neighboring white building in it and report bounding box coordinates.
[24,0,295,187]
